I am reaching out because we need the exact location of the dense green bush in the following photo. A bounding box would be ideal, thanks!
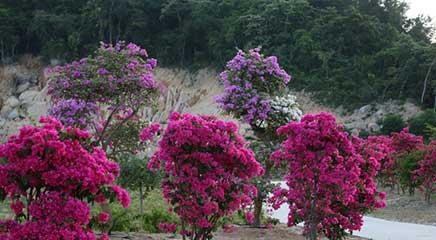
[409,110,436,140]
[378,114,406,135]
[95,190,179,233]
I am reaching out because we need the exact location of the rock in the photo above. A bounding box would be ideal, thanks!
[375,109,385,119]
[19,90,40,106]
[50,59,61,66]
[358,105,372,115]
[350,128,360,136]
[27,102,48,119]
[0,106,12,118]
[368,122,380,132]
[7,109,19,120]
[15,82,30,94]
[5,96,20,108]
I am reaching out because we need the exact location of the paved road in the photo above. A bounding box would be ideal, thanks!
[270,182,436,240]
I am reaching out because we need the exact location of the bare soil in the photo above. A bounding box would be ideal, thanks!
[108,225,365,240]
[369,188,436,226]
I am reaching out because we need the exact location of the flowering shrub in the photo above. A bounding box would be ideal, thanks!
[362,136,397,187]
[48,41,158,111]
[391,128,424,154]
[391,128,425,195]
[47,41,159,160]
[216,48,300,227]
[158,222,177,233]
[415,141,436,203]
[215,48,291,125]
[139,123,160,142]
[270,113,385,240]
[256,94,302,130]
[352,137,387,211]
[0,117,130,239]
[149,112,263,239]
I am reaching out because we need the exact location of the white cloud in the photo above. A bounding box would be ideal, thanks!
[406,0,436,21]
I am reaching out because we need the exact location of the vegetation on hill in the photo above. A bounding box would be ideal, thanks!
[0,0,435,108]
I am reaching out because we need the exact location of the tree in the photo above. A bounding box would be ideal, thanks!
[149,112,263,239]
[216,48,301,227]
[408,110,436,140]
[378,114,406,135]
[270,113,385,240]
[47,41,159,156]
[47,41,159,232]
[118,154,160,214]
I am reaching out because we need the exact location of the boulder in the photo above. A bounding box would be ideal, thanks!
[19,90,40,106]
[375,109,385,119]
[27,102,48,119]
[15,82,31,94]
[4,96,20,109]
[7,109,19,120]
[358,104,372,115]
[368,122,380,132]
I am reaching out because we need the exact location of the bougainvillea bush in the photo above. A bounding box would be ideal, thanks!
[362,136,396,188]
[415,141,436,203]
[0,117,130,239]
[215,47,291,126]
[270,113,385,240]
[216,48,301,226]
[149,112,263,239]
[391,128,425,195]
[48,41,158,115]
[47,41,159,155]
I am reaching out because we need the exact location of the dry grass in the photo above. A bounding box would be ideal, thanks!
[0,66,14,98]
[370,187,436,226]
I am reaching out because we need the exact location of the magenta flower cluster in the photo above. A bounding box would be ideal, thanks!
[391,128,424,154]
[0,117,130,239]
[158,222,177,233]
[362,136,396,186]
[215,48,291,125]
[270,113,385,239]
[139,123,160,142]
[149,112,264,239]
[48,41,159,127]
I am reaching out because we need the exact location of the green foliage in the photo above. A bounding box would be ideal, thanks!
[358,129,373,139]
[1,0,436,108]
[93,189,179,233]
[425,124,436,140]
[378,114,406,135]
[409,110,436,140]
[396,150,425,196]
[118,154,160,191]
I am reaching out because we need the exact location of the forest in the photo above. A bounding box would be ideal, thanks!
[0,0,435,108]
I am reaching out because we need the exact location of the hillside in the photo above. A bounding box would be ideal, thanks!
[1,0,435,109]
[0,59,422,141]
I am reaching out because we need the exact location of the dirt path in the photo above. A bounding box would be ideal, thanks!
[108,225,365,240]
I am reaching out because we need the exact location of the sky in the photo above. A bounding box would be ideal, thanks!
[407,0,436,41]
[407,0,436,22]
